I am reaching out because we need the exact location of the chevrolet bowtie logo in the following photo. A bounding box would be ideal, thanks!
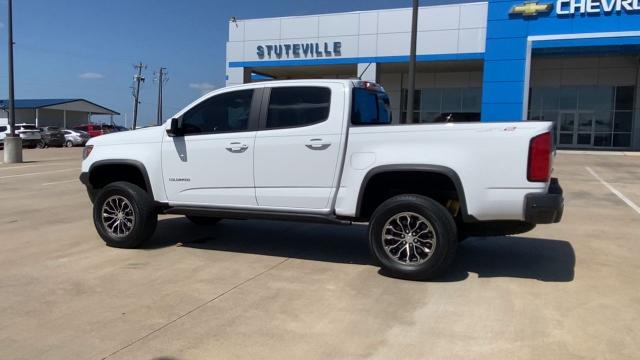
[510,1,553,16]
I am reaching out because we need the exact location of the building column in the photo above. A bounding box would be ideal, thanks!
[226,67,248,86]
[35,108,39,127]
[633,63,640,150]
[357,63,378,82]
[88,112,92,124]
[63,110,67,128]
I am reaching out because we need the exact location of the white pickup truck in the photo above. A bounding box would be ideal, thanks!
[80,80,563,280]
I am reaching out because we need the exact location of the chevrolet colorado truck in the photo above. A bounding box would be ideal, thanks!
[80,80,563,280]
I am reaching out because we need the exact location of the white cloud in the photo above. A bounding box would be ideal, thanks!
[78,72,104,80]
[189,82,216,94]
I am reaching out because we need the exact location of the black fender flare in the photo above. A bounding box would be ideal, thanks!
[355,164,475,222]
[86,159,154,199]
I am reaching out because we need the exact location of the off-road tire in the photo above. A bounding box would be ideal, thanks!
[93,181,157,248]
[369,194,458,280]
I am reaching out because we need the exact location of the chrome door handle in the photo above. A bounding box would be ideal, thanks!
[226,142,249,153]
[305,138,331,150]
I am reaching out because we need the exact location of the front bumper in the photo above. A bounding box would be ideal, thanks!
[45,138,65,147]
[79,172,96,203]
[524,178,564,224]
[21,138,41,147]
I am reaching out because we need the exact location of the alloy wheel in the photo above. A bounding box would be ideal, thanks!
[101,195,135,237]
[381,212,437,265]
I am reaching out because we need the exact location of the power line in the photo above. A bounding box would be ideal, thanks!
[154,67,168,125]
[131,62,146,130]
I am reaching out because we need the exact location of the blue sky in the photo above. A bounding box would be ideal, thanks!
[0,0,457,126]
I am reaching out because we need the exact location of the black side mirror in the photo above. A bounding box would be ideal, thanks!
[167,118,183,137]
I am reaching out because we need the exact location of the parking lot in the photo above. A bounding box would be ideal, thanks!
[0,148,639,360]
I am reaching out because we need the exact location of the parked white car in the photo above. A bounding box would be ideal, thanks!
[15,124,43,148]
[80,80,564,280]
[0,125,7,149]
[1,124,42,149]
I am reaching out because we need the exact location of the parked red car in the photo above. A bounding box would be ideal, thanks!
[73,124,118,138]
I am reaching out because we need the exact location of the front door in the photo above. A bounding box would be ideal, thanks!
[162,88,261,206]
[253,84,345,210]
[557,111,595,147]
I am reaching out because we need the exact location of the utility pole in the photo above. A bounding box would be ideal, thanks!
[131,62,146,130]
[155,67,168,125]
[405,0,419,124]
[4,0,22,163]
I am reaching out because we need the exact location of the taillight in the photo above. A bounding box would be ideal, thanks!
[527,132,552,182]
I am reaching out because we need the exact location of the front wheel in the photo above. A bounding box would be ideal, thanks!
[37,140,46,149]
[93,181,158,248]
[65,140,74,148]
[369,194,458,281]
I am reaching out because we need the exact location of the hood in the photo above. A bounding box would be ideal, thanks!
[87,125,165,146]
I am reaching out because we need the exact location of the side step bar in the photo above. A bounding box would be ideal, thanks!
[163,206,352,225]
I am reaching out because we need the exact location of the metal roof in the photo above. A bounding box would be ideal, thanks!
[0,99,119,115]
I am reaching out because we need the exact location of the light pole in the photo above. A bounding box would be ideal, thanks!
[4,0,22,163]
[405,0,419,124]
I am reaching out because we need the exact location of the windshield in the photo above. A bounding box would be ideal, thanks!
[351,88,392,125]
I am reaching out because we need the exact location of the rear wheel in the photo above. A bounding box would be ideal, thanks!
[186,216,221,226]
[369,194,458,280]
[93,181,157,248]
[37,140,46,149]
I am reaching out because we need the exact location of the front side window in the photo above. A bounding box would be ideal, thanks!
[0,126,7,132]
[352,88,392,125]
[182,89,254,135]
[266,87,331,129]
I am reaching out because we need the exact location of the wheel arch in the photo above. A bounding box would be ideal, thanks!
[355,164,473,222]
[87,159,154,199]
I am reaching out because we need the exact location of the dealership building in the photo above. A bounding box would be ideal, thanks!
[226,0,640,150]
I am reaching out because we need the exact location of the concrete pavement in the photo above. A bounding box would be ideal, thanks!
[0,148,638,359]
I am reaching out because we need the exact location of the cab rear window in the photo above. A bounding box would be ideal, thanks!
[351,88,392,125]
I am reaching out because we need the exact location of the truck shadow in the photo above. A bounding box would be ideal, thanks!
[433,236,575,282]
[146,217,575,282]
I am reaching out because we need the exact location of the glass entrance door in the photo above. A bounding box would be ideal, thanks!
[557,111,595,147]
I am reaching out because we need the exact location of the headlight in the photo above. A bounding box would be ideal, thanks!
[82,145,93,160]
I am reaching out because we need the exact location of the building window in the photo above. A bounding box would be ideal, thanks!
[528,86,635,149]
[401,87,481,123]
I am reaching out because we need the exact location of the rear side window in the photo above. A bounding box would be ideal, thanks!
[266,87,331,129]
[352,88,392,125]
[182,89,254,135]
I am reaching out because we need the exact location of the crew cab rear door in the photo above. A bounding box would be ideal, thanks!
[161,88,262,206]
[253,83,346,210]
